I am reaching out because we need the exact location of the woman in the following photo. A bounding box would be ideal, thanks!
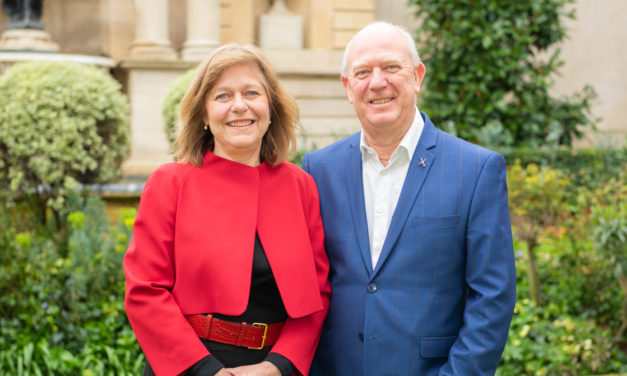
[124,44,330,376]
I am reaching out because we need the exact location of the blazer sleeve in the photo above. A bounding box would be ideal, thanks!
[439,153,516,375]
[269,170,331,376]
[123,166,210,376]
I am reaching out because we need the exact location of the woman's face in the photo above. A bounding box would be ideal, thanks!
[205,62,270,166]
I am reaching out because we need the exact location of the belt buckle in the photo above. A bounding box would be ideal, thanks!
[248,322,268,350]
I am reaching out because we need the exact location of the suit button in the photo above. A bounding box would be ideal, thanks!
[358,332,364,342]
[367,283,378,293]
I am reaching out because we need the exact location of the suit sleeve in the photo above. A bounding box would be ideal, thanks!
[123,166,211,376]
[269,170,331,376]
[439,153,516,375]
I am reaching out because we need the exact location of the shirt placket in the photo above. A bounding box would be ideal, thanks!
[371,165,388,268]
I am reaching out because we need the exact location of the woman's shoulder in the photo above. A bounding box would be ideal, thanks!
[271,162,318,199]
[146,161,197,186]
[274,161,313,181]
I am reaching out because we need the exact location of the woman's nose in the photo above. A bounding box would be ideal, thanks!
[231,94,247,112]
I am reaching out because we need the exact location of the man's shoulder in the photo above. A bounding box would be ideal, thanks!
[305,132,360,161]
[434,126,503,161]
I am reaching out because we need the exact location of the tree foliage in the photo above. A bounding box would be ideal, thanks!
[0,61,130,216]
[411,0,597,147]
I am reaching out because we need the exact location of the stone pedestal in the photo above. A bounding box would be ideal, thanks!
[119,59,196,176]
[259,0,303,49]
[0,28,60,51]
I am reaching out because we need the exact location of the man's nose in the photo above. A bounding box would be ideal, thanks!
[369,68,387,90]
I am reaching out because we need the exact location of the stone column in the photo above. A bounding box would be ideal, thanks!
[181,0,220,61]
[129,0,176,59]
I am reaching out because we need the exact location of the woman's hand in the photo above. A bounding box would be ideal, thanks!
[225,361,281,376]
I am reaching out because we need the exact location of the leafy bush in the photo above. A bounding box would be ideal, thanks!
[501,147,627,188]
[0,61,130,216]
[0,197,143,375]
[591,169,627,342]
[411,0,597,147]
[507,161,571,305]
[500,159,627,373]
[498,238,627,375]
[162,68,196,148]
[498,299,626,375]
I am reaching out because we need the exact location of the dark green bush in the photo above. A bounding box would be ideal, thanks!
[412,0,597,147]
[0,198,142,375]
[0,61,130,217]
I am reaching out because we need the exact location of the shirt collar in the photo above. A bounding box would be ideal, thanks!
[359,107,425,162]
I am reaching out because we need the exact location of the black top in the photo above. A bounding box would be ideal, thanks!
[144,234,294,376]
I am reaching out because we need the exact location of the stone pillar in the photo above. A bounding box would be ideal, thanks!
[181,0,220,61]
[129,0,176,59]
[0,0,59,51]
[259,0,303,49]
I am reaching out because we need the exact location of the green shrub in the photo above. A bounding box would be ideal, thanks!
[498,299,626,375]
[591,170,627,342]
[162,68,197,148]
[501,147,627,188]
[507,161,571,306]
[412,0,597,147]
[0,61,130,216]
[500,239,627,375]
[0,198,143,375]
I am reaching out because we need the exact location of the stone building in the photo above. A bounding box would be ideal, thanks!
[0,0,625,178]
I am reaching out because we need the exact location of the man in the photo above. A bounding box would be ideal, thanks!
[303,22,516,375]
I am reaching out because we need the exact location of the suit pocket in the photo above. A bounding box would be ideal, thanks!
[410,215,460,229]
[419,336,457,358]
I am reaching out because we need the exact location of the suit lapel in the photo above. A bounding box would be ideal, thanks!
[373,115,439,275]
[346,136,374,274]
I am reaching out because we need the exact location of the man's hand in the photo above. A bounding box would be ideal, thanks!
[225,361,281,376]
[215,369,236,376]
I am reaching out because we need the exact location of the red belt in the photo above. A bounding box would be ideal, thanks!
[186,314,284,350]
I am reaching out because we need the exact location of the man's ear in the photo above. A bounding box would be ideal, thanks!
[414,62,426,94]
[341,76,354,104]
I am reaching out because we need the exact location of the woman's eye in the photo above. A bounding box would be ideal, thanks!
[215,93,229,100]
[245,90,259,96]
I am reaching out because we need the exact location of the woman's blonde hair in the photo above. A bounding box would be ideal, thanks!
[175,43,299,166]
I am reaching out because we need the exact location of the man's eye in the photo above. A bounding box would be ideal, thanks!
[355,70,369,78]
[385,65,400,72]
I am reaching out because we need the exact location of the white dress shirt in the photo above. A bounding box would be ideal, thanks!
[360,108,424,269]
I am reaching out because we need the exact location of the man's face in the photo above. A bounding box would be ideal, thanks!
[342,27,425,135]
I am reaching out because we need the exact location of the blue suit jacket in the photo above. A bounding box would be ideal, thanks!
[302,112,516,375]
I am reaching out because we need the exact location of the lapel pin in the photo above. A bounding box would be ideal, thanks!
[419,157,427,167]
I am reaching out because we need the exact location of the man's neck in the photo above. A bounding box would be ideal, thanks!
[363,122,411,166]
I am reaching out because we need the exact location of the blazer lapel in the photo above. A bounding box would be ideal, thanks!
[373,115,439,275]
[346,136,374,274]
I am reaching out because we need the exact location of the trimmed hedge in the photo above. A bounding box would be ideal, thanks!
[501,147,627,187]
[0,61,130,213]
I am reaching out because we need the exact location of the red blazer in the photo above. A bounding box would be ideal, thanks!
[124,151,331,376]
